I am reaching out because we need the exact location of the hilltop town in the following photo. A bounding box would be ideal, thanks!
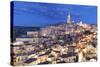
[11,13,97,66]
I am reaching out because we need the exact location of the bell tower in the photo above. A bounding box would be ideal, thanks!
[67,13,71,24]
[65,13,73,34]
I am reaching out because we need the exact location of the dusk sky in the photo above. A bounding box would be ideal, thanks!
[12,1,97,27]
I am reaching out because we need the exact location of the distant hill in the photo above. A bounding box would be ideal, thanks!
[11,26,40,42]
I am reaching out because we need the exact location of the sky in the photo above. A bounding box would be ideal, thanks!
[11,1,97,27]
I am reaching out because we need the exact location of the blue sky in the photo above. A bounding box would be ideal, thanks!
[12,1,97,27]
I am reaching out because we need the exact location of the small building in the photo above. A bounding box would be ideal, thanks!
[16,35,39,43]
[27,31,39,37]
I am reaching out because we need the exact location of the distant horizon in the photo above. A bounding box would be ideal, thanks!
[13,21,97,27]
[11,1,97,27]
